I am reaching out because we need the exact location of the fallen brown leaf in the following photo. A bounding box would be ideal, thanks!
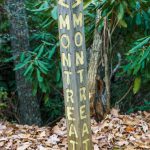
[0,111,149,150]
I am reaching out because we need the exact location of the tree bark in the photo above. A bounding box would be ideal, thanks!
[6,0,42,126]
[88,11,111,121]
[88,9,104,120]
[103,18,110,112]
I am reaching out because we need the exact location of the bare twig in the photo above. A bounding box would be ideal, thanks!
[115,84,133,109]
[110,53,121,80]
[103,18,111,112]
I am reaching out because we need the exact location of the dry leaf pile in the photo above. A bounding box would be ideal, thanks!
[0,110,150,150]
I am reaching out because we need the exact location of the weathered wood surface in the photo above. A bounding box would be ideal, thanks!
[57,0,93,149]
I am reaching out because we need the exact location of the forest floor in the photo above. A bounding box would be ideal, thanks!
[0,109,150,150]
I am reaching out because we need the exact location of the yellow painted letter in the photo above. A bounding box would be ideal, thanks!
[80,105,86,120]
[73,13,82,27]
[59,15,70,30]
[72,0,82,8]
[70,140,78,150]
[83,139,89,150]
[69,124,78,138]
[66,89,74,103]
[77,69,84,83]
[64,71,72,85]
[58,0,69,8]
[75,32,83,47]
[60,34,70,49]
[82,123,89,137]
[80,87,86,101]
[67,107,75,121]
[76,51,84,66]
[61,53,71,67]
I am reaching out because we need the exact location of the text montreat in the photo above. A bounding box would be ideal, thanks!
[58,0,91,149]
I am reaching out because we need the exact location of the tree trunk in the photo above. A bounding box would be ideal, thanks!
[88,10,104,120]
[88,10,110,121]
[6,0,42,126]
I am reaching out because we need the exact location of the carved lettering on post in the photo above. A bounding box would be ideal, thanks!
[58,0,93,149]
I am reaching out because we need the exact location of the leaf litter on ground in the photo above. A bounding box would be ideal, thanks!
[0,109,150,150]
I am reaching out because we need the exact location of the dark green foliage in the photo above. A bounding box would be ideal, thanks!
[99,0,150,112]
[123,36,150,77]
[128,100,150,113]
[42,95,64,123]
[0,0,63,122]
[100,0,150,29]
[19,0,63,122]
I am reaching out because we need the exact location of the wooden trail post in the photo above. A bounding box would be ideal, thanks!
[57,0,93,149]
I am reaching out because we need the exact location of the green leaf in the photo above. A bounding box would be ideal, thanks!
[31,1,49,12]
[133,64,140,75]
[23,63,34,76]
[51,6,58,20]
[43,41,53,46]
[139,49,150,63]
[83,0,92,9]
[37,69,43,82]
[133,77,141,94]
[117,3,124,20]
[41,18,53,29]
[37,45,44,58]
[33,81,38,96]
[4,56,17,63]
[136,13,142,25]
[118,19,127,28]
[44,94,49,103]
[129,36,150,53]
[14,62,28,71]
[20,52,25,62]
[56,68,61,82]
[39,82,47,93]
[37,60,49,73]
[34,60,48,74]
[48,46,56,59]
